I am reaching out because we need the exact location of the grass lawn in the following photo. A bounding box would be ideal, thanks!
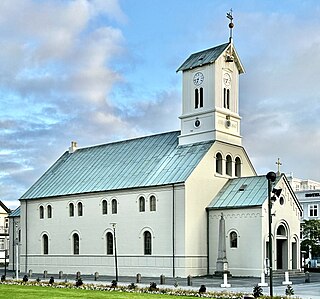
[0,284,196,299]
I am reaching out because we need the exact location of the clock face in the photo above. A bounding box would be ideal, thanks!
[223,73,231,86]
[193,72,204,86]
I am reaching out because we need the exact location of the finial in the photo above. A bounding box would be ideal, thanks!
[276,158,282,176]
[226,9,234,43]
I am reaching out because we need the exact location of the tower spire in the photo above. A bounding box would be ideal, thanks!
[226,9,234,43]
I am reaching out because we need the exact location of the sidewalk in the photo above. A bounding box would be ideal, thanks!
[1,270,319,299]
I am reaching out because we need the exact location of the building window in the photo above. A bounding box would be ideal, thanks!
[224,88,230,109]
[43,234,49,254]
[47,205,52,218]
[195,89,199,108]
[106,232,113,255]
[73,233,80,255]
[235,157,241,177]
[78,202,83,216]
[102,200,108,215]
[309,204,318,217]
[139,196,145,212]
[199,87,203,107]
[230,231,238,248]
[39,206,44,219]
[216,153,223,174]
[144,231,152,255]
[150,195,156,212]
[69,203,74,217]
[195,88,204,109]
[226,155,232,176]
[112,199,117,214]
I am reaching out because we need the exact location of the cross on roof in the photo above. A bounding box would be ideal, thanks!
[276,158,282,175]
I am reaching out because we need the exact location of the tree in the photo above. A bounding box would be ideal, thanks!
[301,220,320,257]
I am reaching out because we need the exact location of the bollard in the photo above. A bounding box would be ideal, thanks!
[282,271,292,285]
[94,272,99,281]
[160,274,165,285]
[305,271,310,283]
[258,272,268,287]
[220,273,231,288]
[43,270,48,278]
[59,271,63,279]
[136,273,141,283]
[28,269,32,278]
[187,275,192,286]
[76,271,81,279]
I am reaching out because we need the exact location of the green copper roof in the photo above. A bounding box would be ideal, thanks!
[21,131,214,200]
[9,206,20,217]
[177,43,229,72]
[207,176,268,209]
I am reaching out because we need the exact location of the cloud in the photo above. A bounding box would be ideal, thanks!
[237,10,320,180]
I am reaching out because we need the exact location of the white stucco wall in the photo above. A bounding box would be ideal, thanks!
[19,184,202,277]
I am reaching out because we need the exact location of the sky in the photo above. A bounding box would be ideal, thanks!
[1,0,320,209]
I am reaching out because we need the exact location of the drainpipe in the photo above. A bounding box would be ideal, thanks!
[172,184,175,278]
[12,219,15,271]
[25,200,28,273]
[206,208,210,274]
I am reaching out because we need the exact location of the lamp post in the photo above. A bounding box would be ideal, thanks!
[266,171,276,298]
[110,223,118,282]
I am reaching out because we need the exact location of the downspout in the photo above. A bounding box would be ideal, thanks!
[25,200,28,273]
[12,219,15,271]
[206,208,210,275]
[172,184,175,278]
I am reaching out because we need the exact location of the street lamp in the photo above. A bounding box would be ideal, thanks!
[266,171,276,298]
[110,223,118,282]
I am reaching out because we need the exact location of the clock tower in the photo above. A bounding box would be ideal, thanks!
[177,41,244,146]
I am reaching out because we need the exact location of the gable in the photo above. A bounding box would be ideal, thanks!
[177,42,244,74]
[20,131,214,200]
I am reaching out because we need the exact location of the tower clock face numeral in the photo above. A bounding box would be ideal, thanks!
[193,72,204,86]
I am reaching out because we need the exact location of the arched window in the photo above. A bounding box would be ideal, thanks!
[150,195,156,212]
[216,153,223,174]
[235,157,241,177]
[139,196,145,212]
[199,87,203,107]
[73,233,80,255]
[43,234,49,254]
[69,203,74,217]
[195,88,199,108]
[47,205,52,218]
[223,88,230,109]
[230,231,238,248]
[78,202,83,216]
[226,89,230,109]
[106,232,113,255]
[144,231,152,255]
[112,199,117,214]
[226,155,232,176]
[102,200,108,215]
[39,206,44,219]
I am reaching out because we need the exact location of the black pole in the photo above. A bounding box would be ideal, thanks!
[266,171,276,299]
[113,225,118,282]
[4,249,7,276]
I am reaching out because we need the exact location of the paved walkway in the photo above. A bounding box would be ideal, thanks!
[1,270,319,299]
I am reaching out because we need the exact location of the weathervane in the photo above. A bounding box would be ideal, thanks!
[226,9,234,42]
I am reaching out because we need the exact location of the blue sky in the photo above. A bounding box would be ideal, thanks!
[1,0,320,209]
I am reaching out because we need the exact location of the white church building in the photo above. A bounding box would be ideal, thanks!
[16,30,302,277]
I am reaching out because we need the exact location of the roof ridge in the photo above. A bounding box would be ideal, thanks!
[76,130,181,151]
